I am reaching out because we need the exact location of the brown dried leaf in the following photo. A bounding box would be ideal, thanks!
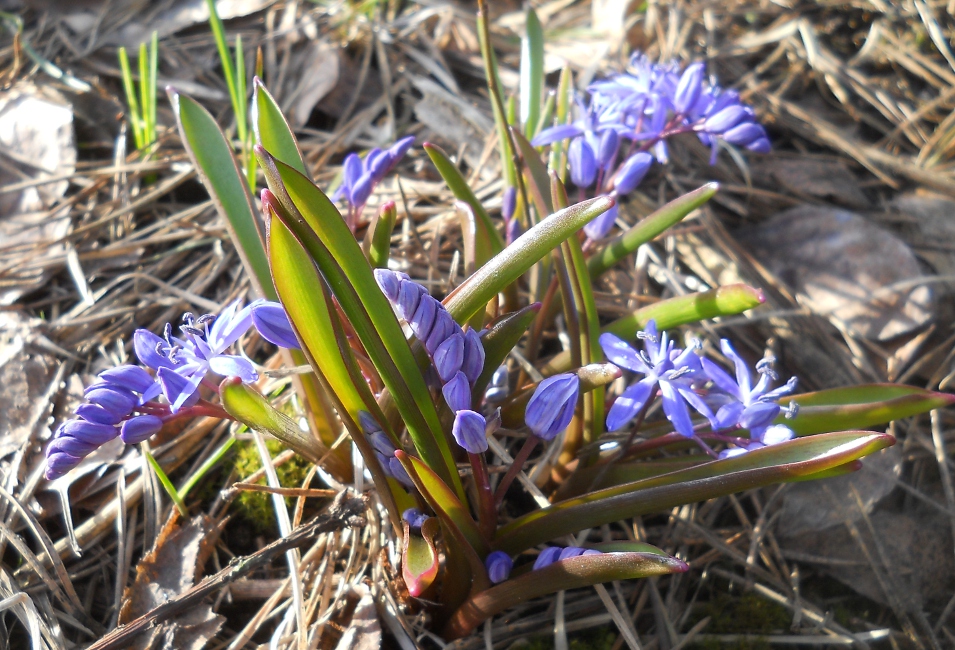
[118,514,225,650]
[759,157,870,209]
[739,206,934,340]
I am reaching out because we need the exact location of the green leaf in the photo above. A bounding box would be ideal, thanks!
[542,284,765,376]
[424,143,504,262]
[588,183,719,279]
[555,458,707,499]
[520,8,544,136]
[512,128,554,220]
[364,200,397,269]
[444,196,614,324]
[219,378,323,463]
[472,303,541,400]
[169,89,274,299]
[548,66,573,180]
[402,519,441,598]
[784,384,955,435]
[444,551,687,639]
[252,77,307,175]
[493,431,894,554]
[257,149,464,499]
[477,4,517,189]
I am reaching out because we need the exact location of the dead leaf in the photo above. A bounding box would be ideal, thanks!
[334,585,381,650]
[759,157,870,209]
[0,312,56,458]
[281,41,340,129]
[118,514,225,650]
[738,206,934,340]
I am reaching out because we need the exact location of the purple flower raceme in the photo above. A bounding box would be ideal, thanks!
[332,136,415,220]
[525,374,580,440]
[374,270,489,454]
[359,411,413,487]
[485,551,513,584]
[600,320,702,436]
[46,301,302,480]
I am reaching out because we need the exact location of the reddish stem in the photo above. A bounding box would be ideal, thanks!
[469,452,497,540]
[493,435,539,506]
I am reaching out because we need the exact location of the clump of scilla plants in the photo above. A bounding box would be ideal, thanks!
[49,3,952,642]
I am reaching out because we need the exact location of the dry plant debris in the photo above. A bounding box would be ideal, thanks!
[0,0,955,648]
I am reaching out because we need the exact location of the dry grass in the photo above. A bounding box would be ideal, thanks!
[1,0,955,648]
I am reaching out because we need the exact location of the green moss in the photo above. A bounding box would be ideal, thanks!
[509,626,616,650]
[232,436,311,533]
[689,592,790,650]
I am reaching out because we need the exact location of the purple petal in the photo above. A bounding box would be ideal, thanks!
[251,301,301,349]
[763,376,798,402]
[502,186,517,221]
[342,153,362,194]
[350,173,374,208]
[85,386,136,416]
[98,365,156,394]
[660,380,695,437]
[720,339,752,395]
[397,280,425,321]
[613,152,653,195]
[678,387,718,429]
[738,401,780,430]
[531,123,583,147]
[374,269,401,302]
[45,451,83,480]
[461,328,485,384]
[583,202,618,240]
[49,434,103,459]
[558,547,588,561]
[209,355,258,382]
[157,368,201,412]
[75,403,124,426]
[596,128,619,170]
[703,105,748,134]
[442,371,471,413]
[745,137,771,154]
[425,311,457,355]
[358,411,383,434]
[525,374,579,440]
[120,415,163,444]
[674,62,705,114]
[385,135,415,171]
[368,432,395,456]
[452,410,488,453]
[410,296,438,342]
[133,329,178,371]
[599,333,648,374]
[388,457,414,487]
[485,551,513,584]
[606,379,654,431]
[433,333,464,382]
[714,402,745,430]
[701,358,743,401]
[533,547,563,570]
[58,419,119,445]
[569,137,597,188]
[722,122,764,147]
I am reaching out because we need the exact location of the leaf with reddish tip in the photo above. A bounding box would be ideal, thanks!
[402,518,441,598]
[219,378,322,463]
[443,551,687,639]
[783,384,955,435]
[493,431,894,554]
[443,196,615,324]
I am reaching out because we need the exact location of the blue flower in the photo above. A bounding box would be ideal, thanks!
[485,551,513,584]
[250,300,301,349]
[600,320,702,436]
[525,374,579,440]
[133,301,258,412]
[533,546,602,570]
[333,136,414,214]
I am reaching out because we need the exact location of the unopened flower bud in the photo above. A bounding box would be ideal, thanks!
[98,365,156,394]
[442,371,471,413]
[120,415,164,444]
[85,385,137,417]
[251,301,301,349]
[502,186,517,221]
[461,328,485,384]
[426,311,457,355]
[722,122,764,147]
[410,295,437,342]
[533,546,563,570]
[485,551,513,584]
[452,409,488,453]
[374,269,401,302]
[74,403,124,426]
[613,152,653,195]
[525,374,579,440]
[674,61,705,114]
[597,129,619,170]
[433,333,464,382]
[57,419,120,445]
[703,105,748,134]
[569,137,597,188]
[397,281,425,321]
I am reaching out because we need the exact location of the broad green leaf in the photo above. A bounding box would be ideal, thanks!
[493,431,894,554]
[444,551,687,639]
[219,378,323,462]
[588,183,719,279]
[555,458,706,500]
[395,451,489,559]
[520,8,544,136]
[542,284,765,376]
[257,149,464,499]
[402,518,441,598]
[252,77,307,175]
[424,143,504,263]
[548,66,572,180]
[472,303,541,400]
[364,200,396,268]
[784,384,955,435]
[169,90,274,299]
[444,196,614,324]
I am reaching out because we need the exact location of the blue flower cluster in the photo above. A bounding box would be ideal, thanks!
[533,546,603,570]
[333,136,414,220]
[533,54,769,240]
[374,269,488,454]
[600,320,797,457]
[46,300,299,480]
[360,411,413,487]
